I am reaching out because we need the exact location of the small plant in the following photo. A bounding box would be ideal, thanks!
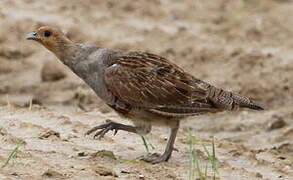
[96,150,116,160]
[2,144,21,168]
[187,129,220,180]
[140,136,155,153]
[203,137,219,179]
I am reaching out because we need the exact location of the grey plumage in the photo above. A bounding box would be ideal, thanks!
[26,26,264,163]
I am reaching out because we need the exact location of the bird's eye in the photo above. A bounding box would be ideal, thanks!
[44,30,51,37]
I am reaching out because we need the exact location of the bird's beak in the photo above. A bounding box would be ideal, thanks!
[26,32,39,41]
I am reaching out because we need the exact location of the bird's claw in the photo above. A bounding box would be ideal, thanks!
[140,153,170,164]
[86,122,119,139]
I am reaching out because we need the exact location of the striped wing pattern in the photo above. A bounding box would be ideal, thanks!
[104,51,263,116]
[104,51,209,110]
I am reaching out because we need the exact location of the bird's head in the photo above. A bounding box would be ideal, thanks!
[26,26,73,59]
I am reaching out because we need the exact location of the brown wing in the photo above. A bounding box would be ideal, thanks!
[104,51,209,108]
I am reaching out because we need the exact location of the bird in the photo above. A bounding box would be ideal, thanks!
[26,26,264,163]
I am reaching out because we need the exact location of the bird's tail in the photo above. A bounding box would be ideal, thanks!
[239,101,264,110]
[230,93,264,110]
[207,85,264,111]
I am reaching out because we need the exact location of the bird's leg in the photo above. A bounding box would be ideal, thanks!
[86,121,137,139]
[142,120,179,164]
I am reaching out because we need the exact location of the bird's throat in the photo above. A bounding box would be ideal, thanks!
[52,40,80,67]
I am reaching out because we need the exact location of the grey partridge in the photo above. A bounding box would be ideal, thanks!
[26,26,264,163]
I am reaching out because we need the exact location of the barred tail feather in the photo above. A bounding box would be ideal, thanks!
[239,102,264,110]
[231,93,264,111]
[207,85,264,111]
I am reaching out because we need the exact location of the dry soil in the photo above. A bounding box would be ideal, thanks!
[0,0,292,179]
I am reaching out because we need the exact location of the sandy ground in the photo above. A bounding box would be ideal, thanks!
[0,0,292,179]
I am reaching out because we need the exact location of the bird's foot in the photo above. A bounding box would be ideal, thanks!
[140,153,171,164]
[86,121,120,139]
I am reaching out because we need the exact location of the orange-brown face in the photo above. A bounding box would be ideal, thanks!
[26,26,67,54]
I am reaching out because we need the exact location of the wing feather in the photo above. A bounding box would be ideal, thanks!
[104,51,208,108]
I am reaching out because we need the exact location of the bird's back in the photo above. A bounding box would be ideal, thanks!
[100,50,264,117]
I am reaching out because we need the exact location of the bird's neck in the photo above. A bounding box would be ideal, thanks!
[53,40,80,67]
[49,40,100,69]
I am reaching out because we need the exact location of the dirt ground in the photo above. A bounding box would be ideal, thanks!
[0,0,292,179]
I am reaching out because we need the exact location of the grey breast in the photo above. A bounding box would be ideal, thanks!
[71,46,117,105]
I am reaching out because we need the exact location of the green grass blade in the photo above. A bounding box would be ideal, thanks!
[149,141,155,150]
[96,150,116,160]
[194,150,203,180]
[187,131,220,180]
[188,129,195,180]
[204,163,208,178]
[140,136,149,153]
[2,144,21,168]
[212,137,219,176]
